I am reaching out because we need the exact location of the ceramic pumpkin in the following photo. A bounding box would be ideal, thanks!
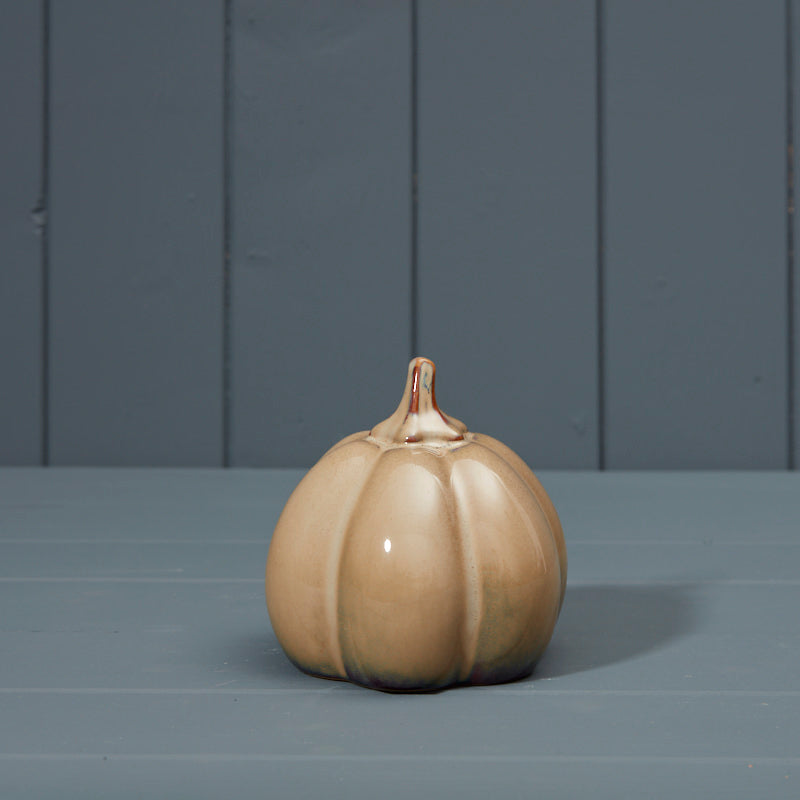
[265,357,566,691]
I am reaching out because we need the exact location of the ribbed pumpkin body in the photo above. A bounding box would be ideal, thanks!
[265,359,567,691]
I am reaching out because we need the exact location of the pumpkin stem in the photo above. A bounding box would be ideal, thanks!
[370,357,467,445]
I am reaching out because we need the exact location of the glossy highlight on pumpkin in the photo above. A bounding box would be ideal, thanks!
[265,358,567,692]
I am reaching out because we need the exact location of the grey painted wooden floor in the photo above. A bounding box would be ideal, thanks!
[0,469,797,798]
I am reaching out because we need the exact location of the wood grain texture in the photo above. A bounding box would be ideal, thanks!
[230,1,412,467]
[416,0,599,469]
[603,0,788,468]
[0,4,42,464]
[48,0,224,465]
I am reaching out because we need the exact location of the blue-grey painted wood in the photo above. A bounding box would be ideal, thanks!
[1,759,795,800]
[603,1,788,468]
[230,2,412,467]
[416,1,598,469]
[47,1,224,465]
[0,469,798,798]
[2,691,798,758]
[0,4,42,465]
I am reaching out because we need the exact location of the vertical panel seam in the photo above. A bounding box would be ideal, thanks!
[40,0,51,467]
[596,0,606,471]
[788,0,797,469]
[410,0,419,359]
[222,0,233,468]
[788,0,796,470]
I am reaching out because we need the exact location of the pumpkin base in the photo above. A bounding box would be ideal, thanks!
[290,658,539,694]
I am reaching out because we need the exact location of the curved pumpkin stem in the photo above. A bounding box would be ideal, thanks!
[371,357,467,444]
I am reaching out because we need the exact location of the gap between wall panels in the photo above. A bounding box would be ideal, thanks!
[222,0,233,468]
[410,0,419,361]
[788,0,796,470]
[596,0,606,471]
[39,0,50,467]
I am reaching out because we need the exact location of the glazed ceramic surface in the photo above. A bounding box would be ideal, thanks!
[265,358,567,691]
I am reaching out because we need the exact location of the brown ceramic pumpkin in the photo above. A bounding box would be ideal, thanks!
[265,357,566,691]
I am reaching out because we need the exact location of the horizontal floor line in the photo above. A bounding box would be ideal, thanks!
[0,753,796,765]
[0,688,797,697]
[0,577,263,583]
[0,688,330,695]
[0,539,267,545]
[568,539,800,547]
[0,577,798,586]
[0,538,268,545]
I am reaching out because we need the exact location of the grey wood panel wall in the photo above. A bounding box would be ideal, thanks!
[48,0,224,465]
[417,0,598,469]
[230,1,412,467]
[0,3,42,465]
[603,0,789,469]
[0,0,798,469]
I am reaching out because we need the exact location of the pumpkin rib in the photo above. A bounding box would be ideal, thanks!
[470,439,556,543]
[265,439,381,679]
[447,458,483,684]
[335,450,467,690]
[331,441,385,683]
[482,462,561,673]
[471,436,567,608]
[451,447,561,682]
